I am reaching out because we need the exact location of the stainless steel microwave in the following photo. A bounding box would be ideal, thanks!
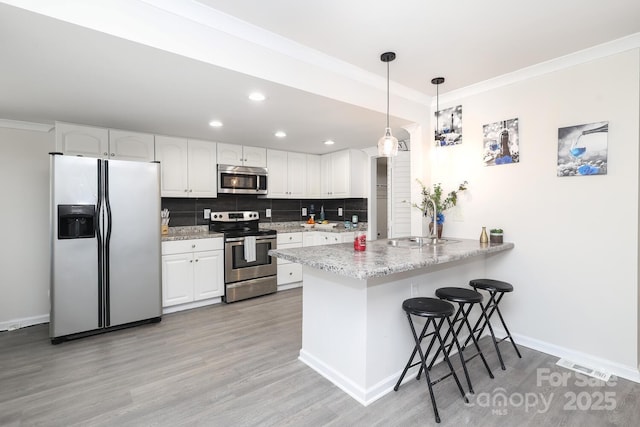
[218,164,268,195]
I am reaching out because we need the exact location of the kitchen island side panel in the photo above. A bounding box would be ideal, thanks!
[298,256,487,406]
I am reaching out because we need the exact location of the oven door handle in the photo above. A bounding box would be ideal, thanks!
[225,236,277,243]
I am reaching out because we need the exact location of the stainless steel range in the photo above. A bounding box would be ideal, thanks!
[209,211,277,303]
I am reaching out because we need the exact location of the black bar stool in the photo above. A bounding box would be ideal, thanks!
[465,279,522,370]
[394,297,468,423]
[424,287,494,393]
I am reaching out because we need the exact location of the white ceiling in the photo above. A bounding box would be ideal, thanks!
[1,1,639,154]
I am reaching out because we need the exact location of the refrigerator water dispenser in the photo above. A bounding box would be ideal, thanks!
[58,204,95,239]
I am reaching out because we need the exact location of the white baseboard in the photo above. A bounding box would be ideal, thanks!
[277,282,302,292]
[162,297,222,314]
[0,314,49,331]
[492,328,640,384]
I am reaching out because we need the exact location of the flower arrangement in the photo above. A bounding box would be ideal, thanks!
[413,180,468,224]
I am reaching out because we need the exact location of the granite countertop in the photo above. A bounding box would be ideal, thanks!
[269,238,514,280]
[262,221,367,234]
[162,222,364,241]
[162,226,224,241]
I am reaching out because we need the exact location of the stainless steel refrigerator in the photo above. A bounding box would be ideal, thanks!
[49,153,162,343]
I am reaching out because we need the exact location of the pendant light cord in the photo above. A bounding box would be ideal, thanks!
[386,60,390,129]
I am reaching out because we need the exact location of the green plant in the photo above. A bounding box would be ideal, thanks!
[413,180,468,221]
[490,228,503,234]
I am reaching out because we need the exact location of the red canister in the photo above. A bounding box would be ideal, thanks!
[354,232,366,251]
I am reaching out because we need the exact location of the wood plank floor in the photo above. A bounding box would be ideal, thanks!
[1,288,638,426]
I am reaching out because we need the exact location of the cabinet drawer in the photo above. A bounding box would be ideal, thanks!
[162,238,223,255]
[277,232,303,245]
[277,263,302,285]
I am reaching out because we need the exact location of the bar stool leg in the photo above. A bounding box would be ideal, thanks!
[424,304,474,393]
[394,313,432,391]
[493,296,523,359]
[459,303,495,379]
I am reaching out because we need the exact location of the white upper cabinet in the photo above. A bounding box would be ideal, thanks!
[266,149,306,198]
[217,143,266,167]
[55,122,108,158]
[155,135,217,198]
[55,122,154,162]
[320,149,366,198]
[305,154,322,198]
[187,140,218,198]
[108,129,155,162]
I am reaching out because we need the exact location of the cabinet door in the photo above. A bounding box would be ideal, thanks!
[55,122,108,158]
[287,152,306,198]
[266,149,289,198]
[217,143,244,166]
[188,139,217,198]
[155,135,189,197]
[305,154,322,198]
[162,253,194,307]
[277,263,303,285]
[320,154,332,197]
[330,150,351,197]
[109,130,155,162]
[243,146,267,167]
[302,232,321,247]
[193,250,224,300]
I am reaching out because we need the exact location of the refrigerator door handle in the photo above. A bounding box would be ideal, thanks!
[96,159,105,328]
[104,160,112,327]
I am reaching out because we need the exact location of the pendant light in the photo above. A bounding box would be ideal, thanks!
[431,77,444,145]
[378,52,398,157]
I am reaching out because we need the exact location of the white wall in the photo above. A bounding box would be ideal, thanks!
[426,49,640,379]
[0,126,53,329]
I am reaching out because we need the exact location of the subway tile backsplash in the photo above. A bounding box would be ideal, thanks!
[161,195,368,227]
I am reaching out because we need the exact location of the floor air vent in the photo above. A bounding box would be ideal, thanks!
[556,358,611,381]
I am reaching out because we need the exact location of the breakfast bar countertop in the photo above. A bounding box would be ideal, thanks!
[269,238,514,280]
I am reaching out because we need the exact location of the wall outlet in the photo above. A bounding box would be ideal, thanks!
[338,207,343,216]
[265,208,272,218]
[302,207,307,216]
[204,208,211,219]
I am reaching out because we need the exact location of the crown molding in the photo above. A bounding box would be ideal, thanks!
[436,32,640,105]
[0,119,53,132]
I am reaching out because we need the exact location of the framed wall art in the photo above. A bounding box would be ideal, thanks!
[482,118,519,166]
[434,105,462,146]
[557,121,608,177]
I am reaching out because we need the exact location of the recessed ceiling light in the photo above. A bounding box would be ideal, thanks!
[275,131,286,138]
[248,92,266,101]
[209,120,223,127]
[324,140,335,145]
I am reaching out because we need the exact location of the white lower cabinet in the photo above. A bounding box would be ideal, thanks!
[277,232,303,287]
[277,231,356,286]
[302,231,355,247]
[161,238,224,309]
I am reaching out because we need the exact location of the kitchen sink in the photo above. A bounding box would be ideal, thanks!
[387,236,461,248]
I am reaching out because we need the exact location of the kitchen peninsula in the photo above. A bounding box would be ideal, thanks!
[269,238,514,406]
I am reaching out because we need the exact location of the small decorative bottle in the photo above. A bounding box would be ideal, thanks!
[480,226,489,244]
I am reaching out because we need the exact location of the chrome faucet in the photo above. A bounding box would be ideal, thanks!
[425,197,438,244]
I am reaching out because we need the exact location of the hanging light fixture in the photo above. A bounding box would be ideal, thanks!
[431,77,445,145]
[378,51,398,157]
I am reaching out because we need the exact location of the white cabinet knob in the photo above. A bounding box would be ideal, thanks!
[110,153,115,157]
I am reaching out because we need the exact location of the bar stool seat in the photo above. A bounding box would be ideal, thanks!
[467,279,522,370]
[394,297,468,423]
[425,287,494,394]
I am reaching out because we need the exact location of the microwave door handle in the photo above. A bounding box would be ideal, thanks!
[256,175,260,192]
